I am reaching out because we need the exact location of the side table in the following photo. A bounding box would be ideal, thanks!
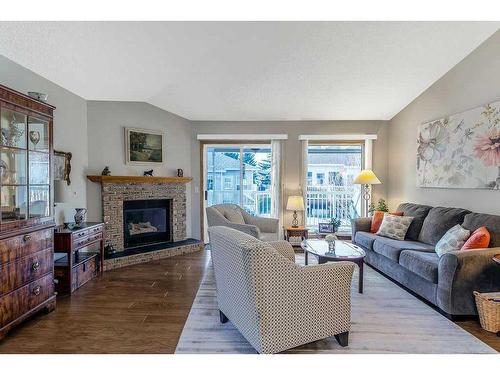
[284,226,309,247]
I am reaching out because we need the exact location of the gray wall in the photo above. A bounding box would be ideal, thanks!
[0,55,88,224]
[86,101,193,236]
[190,121,389,239]
[387,30,500,214]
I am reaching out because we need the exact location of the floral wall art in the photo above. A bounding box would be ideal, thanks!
[417,100,500,189]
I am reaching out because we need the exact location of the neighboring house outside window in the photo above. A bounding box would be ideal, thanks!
[316,173,325,185]
[307,171,313,185]
[224,176,233,190]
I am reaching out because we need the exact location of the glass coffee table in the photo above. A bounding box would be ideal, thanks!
[301,239,366,293]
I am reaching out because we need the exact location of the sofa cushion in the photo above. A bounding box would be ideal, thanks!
[396,203,432,241]
[461,226,490,250]
[370,211,403,233]
[373,237,435,262]
[462,212,500,247]
[376,214,414,241]
[399,250,439,284]
[435,224,470,257]
[223,209,245,224]
[418,207,471,245]
[354,231,378,251]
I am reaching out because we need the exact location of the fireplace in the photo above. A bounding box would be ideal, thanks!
[123,199,172,249]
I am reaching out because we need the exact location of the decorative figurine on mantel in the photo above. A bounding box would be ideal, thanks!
[177,168,184,177]
[101,166,111,176]
[144,169,154,176]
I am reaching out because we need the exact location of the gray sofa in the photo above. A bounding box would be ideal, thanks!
[352,203,500,317]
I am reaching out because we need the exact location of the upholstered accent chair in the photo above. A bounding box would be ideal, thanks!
[208,226,355,354]
[206,204,280,241]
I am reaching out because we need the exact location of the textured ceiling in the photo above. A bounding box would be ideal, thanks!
[0,22,498,121]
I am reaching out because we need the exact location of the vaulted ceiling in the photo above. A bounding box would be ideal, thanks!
[0,22,498,121]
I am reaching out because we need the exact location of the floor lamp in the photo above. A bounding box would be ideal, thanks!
[354,169,381,216]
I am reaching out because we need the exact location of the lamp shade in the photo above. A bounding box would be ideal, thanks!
[286,195,305,211]
[353,170,382,185]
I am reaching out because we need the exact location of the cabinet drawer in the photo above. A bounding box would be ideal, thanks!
[0,229,53,265]
[74,255,97,291]
[73,235,89,248]
[0,248,53,296]
[0,273,54,327]
[72,229,90,241]
[88,225,103,235]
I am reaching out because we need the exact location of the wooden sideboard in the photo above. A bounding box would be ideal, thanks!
[54,222,104,295]
[0,84,56,340]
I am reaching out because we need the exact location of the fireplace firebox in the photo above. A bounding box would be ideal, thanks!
[123,199,172,249]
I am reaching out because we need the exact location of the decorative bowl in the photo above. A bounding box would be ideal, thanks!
[27,92,48,102]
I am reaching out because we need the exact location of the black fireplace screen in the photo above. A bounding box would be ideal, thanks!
[123,199,172,249]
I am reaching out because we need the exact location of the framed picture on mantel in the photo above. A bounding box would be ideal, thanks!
[125,127,164,165]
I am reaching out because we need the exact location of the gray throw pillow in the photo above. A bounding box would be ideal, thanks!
[435,224,470,257]
[224,209,245,224]
[376,214,414,241]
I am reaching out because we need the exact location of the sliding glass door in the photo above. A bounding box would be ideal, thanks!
[306,143,363,233]
[204,144,272,241]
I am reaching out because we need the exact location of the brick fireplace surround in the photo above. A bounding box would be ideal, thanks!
[102,181,186,251]
[88,176,203,270]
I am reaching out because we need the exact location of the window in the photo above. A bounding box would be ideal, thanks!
[306,144,363,233]
[223,176,233,190]
[207,177,214,190]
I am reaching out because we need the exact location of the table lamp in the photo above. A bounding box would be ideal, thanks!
[353,169,381,216]
[286,195,305,228]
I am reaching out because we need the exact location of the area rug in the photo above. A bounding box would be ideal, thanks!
[175,254,496,354]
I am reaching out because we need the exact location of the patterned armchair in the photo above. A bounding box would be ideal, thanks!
[208,226,355,354]
[206,204,280,241]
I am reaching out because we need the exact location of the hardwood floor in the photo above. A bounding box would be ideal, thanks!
[0,250,210,354]
[0,248,497,353]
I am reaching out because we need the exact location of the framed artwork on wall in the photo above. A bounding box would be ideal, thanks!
[417,100,500,189]
[54,150,72,185]
[125,127,164,165]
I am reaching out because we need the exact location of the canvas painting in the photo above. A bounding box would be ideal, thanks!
[125,127,164,165]
[417,100,500,189]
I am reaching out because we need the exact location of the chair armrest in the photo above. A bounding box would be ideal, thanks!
[225,222,261,238]
[242,211,280,234]
[351,217,372,241]
[268,241,295,262]
[437,247,500,315]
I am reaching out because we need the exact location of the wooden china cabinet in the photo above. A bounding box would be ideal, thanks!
[0,84,56,340]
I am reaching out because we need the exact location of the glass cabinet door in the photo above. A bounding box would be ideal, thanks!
[28,117,49,152]
[1,109,26,149]
[27,116,50,219]
[1,185,27,221]
[0,108,52,222]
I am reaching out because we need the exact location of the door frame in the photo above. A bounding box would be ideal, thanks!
[199,140,271,243]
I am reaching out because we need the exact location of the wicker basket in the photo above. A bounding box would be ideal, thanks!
[474,291,500,333]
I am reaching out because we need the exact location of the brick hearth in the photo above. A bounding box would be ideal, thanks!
[101,181,187,252]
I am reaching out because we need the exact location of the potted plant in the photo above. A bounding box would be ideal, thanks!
[329,217,341,233]
[368,198,388,216]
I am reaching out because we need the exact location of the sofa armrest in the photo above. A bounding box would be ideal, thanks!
[351,217,372,242]
[268,240,295,262]
[437,247,500,315]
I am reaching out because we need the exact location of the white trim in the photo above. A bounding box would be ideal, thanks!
[197,134,288,140]
[364,139,373,170]
[298,134,377,141]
